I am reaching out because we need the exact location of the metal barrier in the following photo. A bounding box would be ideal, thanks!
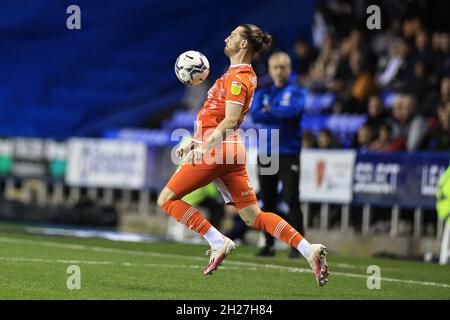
[300,201,443,240]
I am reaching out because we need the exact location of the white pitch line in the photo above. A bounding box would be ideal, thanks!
[0,256,246,271]
[0,236,449,289]
[0,256,113,266]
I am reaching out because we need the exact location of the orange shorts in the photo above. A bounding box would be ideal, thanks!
[166,142,257,210]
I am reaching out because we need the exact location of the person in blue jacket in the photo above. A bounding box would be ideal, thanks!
[250,51,306,258]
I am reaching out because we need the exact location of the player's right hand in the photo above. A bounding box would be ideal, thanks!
[183,146,205,166]
[176,141,193,159]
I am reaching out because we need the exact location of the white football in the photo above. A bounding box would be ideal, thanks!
[174,50,210,85]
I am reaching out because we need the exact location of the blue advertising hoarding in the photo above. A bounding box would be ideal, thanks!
[353,152,449,209]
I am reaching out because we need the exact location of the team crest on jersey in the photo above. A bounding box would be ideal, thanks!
[280,91,292,106]
[230,81,242,95]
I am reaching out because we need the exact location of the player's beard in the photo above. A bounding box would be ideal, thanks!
[224,42,235,57]
[224,45,231,57]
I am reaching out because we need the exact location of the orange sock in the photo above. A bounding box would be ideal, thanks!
[253,211,304,248]
[162,199,212,236]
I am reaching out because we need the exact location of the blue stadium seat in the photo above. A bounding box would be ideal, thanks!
[300,115,328,135]
[303,92,335,115]
[163,111,196,131]
[301,114,367,147]
[103,128,173,146]
[326,114,367,147]
[381,91,400,109]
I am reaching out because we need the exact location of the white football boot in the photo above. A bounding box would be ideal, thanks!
[306,244,329,286]
[204,236,236,275]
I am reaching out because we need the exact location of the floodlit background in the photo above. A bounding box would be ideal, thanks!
[0,1,450,297]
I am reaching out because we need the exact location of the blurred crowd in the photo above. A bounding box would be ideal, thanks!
[251,0,450,152]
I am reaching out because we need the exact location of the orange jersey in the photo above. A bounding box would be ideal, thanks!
[193,64,257,142]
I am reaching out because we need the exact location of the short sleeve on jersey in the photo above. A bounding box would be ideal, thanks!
[225,73,249,106]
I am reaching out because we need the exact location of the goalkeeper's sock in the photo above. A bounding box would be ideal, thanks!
[161,199,223,248]
[253,211,310,258]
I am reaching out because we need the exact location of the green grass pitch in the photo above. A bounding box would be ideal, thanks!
[0,230,449,300]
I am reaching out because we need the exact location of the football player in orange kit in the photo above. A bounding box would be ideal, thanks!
[158,24,329,286]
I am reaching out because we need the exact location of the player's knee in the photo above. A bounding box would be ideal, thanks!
[157,194,167,208]
[157,188,174,208]
[238,204,261,227]
[237,212,254,227]
[242,217,255,227]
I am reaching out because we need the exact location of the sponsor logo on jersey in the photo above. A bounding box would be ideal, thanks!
[231,81,242,95]
[241,189,255,196]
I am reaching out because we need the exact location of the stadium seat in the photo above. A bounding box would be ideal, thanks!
[326,114,367,147]
[163,110,197,131]
[300,115,328,135]
[381,91,400,109]
[104,128,174,146]
[303,92,335,115]
[301,114,367,147]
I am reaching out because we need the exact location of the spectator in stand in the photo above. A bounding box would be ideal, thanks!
[413,30,443,88]
[402,16,423,47]
[352,123,373,153]
[307,34,340,91]
[409,59,432,107]
[388,94,428,151]
[302,130,317,148]
[370,124,397,152]
[440,33,450,77]
[407,30,433,106]
[440,76,450,105]
[293,39,317,86]
[317,128,339,149]
[376,39,413,91]
[421,75,450,117]
[421,101,450,151]
[314,0,356,39]
[334,48,377,113]
[333,28,367,89]
[411,30,433,70]
[365,95,389,134]
[311,4,329,49]
[427,32,450,81]
[342,29,365,54]
[430,32,446,84]
[431,31,442,56]
[371,18,402,57]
